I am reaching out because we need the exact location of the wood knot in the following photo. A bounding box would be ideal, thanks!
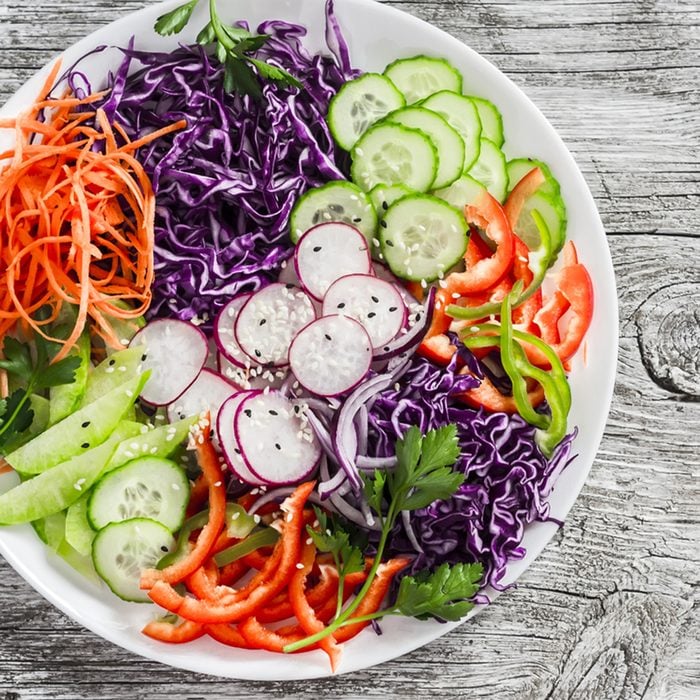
[636,283,700,397]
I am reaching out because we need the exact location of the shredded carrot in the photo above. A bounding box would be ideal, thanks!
[0,60,186,362]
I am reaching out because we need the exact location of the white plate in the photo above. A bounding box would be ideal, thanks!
[0,0,618,680]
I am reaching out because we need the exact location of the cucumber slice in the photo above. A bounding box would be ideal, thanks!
[470,97,504,148]
[380,194,468,282]
[386,106,465,189]
[328,73,406,151]
[433,173,486,210]
[6,372,149,476]
[384,56,463,104]
[514,191,567,255]
[421,91,482,171]
[468,138,508,202]
[88,457,190,533]
[506,158,560,198]
[289,181,377,245]
[49,332,91,426]
[369,183,414,217]
[105,416,197,475]
[82,346,145,407]
[351,123,438,193]
[65,493,95,557]
[0,421,143,525]
[92,518,175,602]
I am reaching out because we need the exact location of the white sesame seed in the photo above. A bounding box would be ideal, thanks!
[296,562,305,570]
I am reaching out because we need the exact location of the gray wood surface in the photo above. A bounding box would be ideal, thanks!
[1,0,699,698]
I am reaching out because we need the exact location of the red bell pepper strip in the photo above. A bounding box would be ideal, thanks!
[219,559,249,587]
[448,192,515,294]
[457,369,546,414]
[185,474,209,517]
[290,541,342,671]
[332,557,412,644]
[239,617,308,652]
[141,619,205,644]
[205,623,250,648]
[185,559,221,600]
[147,481,314,623]
[503,167,546,229]
[141,421,226,589]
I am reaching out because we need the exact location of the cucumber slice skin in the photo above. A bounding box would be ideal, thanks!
[519,191,568,254]
[351,122,439,193]
[470,97,505,148]
[88,457,190,533]
[384,55,463,104]
[92,518,175,603]
[369,183,415,216]
[82,345,145,407]
[432,174,486,211]
[380,194,468,283]
[506,158,561,198]
[6,372,149,475]
[420,91,483,172]
[468,137,508,203]
[0,421,143,525]
[289,181,378,245]
[328,73,406,151]
[385,106,465,189]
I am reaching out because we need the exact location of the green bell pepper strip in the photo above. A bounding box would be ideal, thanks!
[213,527,280,567]
[446,208,553,321]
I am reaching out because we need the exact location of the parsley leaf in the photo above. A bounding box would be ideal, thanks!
[394,562,483,621]
[0,337,33,383]
[154,0,199,36]
[154,0,302,98]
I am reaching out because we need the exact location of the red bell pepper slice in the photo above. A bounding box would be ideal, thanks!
[238,617,308,652]
[141,421,227,589]
[147,481,314,623]
[141,619,205,644]
[332,557,411,644]
[290,541,342,671]
[448,192,515,294]
[185,559,220,600]
[503,167,546,228]
[206,623,250,649]
[457,370,546,414]
[218,559,249,587]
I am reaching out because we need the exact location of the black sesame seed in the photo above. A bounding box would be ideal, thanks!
[352,217,362,223]
[324,334,332,341]
[108,359,116,366]
[389,306,398,312]
[234,448,241,454]
[371,296,379,303]
[160,545,169,552]
[141,354,148,362]
[259,319,267,326]
[384,346,390,352]
[81,442,90,449]
[385,239,394,247]
[380,220,388,228]
[269,410,278,416]
[254,349,262,358]
[337,302,346,309]
[367,312,376,319]
[382,201,389,211]
[275,443,282,451]
[313,246,322,252]
[294,405,300,413]
[244,409,252,418]
[416,313,422,322]
[81,421,91,428]
[286,283,295,289]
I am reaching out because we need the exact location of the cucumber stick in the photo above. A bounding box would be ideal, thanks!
[82,345,146,406]
[6,372,149,475]
[49,332,91,426]
[0,422,143,525]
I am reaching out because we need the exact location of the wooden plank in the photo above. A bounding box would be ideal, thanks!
[0,0,698,698]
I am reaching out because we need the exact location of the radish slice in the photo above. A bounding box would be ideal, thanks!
[214,294,252,368]
[372,261,419,308]
[234,392,321,485]
[217,392,266,486]
[289,315,372,397]
[130,319,208,406]
[294,223,371,300]
[322,273,407,348]
[277,261,323,317]
[166,369,239,425]
[234,283,316,367]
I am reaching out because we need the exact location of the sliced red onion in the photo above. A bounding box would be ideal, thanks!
[305,408,336,460]
[318,468,348,499]
[372,287,436,361]
[401,509,424,553]
[355,405,368,456]
[356,455,398,470]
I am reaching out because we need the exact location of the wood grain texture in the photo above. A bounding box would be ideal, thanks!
[0,1,698,698]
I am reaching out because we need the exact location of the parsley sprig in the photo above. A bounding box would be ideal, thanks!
[285,425,483,654]
[0,335,81,453]
[154,0,302,99]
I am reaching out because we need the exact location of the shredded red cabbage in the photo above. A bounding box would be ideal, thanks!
[68,1,355,331]
[366,350,577,591]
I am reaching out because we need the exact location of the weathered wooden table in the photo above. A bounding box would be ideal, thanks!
[1,1,698,698]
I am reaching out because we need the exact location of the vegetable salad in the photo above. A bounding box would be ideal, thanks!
[0,0,592,672]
